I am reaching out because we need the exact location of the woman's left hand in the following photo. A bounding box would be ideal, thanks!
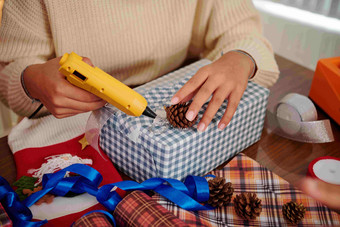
[299,177,340,210]
[171,51,255,132]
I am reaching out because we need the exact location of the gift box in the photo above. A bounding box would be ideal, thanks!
[99,59,269,182]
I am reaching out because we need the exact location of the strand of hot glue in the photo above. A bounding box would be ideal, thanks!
[0,163,213,227]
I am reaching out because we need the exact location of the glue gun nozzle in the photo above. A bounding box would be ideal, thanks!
[143,106,157,119]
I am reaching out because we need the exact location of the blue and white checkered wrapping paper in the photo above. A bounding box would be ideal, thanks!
[99,59,269,182]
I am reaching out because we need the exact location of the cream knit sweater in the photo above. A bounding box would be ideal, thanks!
[0,0,279,118]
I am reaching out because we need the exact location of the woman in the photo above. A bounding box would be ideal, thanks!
[0,0,279,131]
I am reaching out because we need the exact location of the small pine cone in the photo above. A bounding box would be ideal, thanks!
[164,103,197,128]
[234,192,262,220]
[207,177,234,207]
[282,201,306,224]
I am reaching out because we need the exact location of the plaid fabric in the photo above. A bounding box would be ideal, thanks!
[113,190,189,227]
[73,212,112,227]
[100,60,269,182]
[0,203,12,227]
[153,153,340,226]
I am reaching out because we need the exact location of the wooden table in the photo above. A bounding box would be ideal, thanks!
[1,55,339,188]
[242,56,340,186]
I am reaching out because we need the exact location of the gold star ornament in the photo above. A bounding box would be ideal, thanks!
[79,135,89,150]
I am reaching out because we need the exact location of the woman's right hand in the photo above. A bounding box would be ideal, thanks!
[24,57,106,118]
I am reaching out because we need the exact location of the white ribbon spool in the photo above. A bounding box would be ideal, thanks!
[308,157,340,185]
[276,93,317,135]
[266,93,334,143]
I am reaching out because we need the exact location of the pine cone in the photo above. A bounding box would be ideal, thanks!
[207,177,234,207]
[164,103,197,128]
[234,192,262,220]
[282,201,306,224]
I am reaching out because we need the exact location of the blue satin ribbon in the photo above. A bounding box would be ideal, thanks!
[97,176,213,211]
[2,163,213,226]
[0,177,47,227]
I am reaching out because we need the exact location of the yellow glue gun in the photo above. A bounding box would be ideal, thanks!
[58,52,156,118]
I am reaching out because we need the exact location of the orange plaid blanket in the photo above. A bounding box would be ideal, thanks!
[153,153,340,226]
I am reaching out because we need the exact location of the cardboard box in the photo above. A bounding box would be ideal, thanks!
[100,60,269,182]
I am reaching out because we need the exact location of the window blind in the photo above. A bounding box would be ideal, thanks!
[260,0,340,19]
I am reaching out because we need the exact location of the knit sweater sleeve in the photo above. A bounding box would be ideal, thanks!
[0,0,53,117]
[190,0,279,88]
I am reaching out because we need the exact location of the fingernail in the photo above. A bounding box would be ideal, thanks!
[218,123,226,130]
[171,97,179,105]
[198,123,206,132]
[186,111,195,121]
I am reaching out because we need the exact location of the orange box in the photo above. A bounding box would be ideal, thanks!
[309,57,340,125]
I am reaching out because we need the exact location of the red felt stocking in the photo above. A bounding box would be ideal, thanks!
[8,113,123,227]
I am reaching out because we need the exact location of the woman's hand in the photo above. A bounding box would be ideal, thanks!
[171,51,254,132]
[299,178,340,210]
[24,57,106,118]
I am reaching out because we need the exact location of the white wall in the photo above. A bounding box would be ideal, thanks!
[254,0,340,70]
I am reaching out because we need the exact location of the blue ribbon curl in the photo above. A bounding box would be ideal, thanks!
[0,177,47,227]
[1,163,213,226]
